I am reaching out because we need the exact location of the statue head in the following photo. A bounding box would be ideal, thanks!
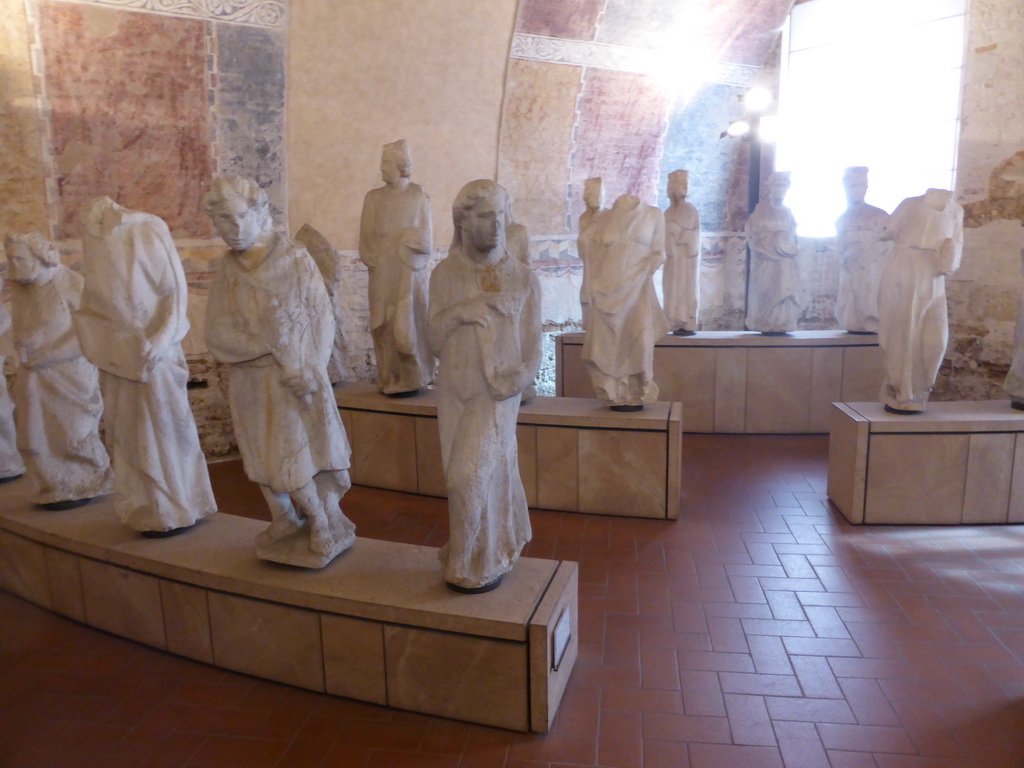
[451,179,509,261]
[381,140,412,187]
[583,177,604,212]
[203,175,272,252]
[5,232,60,285]
[842,166,869,205]
[924,187,953,211]
[668,170,690,202]
[767,171,791,207]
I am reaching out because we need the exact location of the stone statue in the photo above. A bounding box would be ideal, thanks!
[581,194,668,410]
[204,176,356,567]
[77,197,216,536]
[295,224,349,384]
[0,273,24,485]
[1004,251,1024,410]
[427,180,541,593]
[663,170,702,336]
[505,202,539,403]
[359,139,434,397]
[835,167,890,333]
[877,188,963,413]
[745,171,800,334]
[5,233,111,509]
[577,177,604,331]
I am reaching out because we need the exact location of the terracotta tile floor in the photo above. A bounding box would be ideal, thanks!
[3,434,1024,767]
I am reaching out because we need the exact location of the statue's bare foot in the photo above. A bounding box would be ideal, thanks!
[257,518,303,548]
[309,526,333,556]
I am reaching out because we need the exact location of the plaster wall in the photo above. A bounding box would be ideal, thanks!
[286,0,519,252]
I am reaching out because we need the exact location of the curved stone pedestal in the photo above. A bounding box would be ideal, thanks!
[0,483,577,732]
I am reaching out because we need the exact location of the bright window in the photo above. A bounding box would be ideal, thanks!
[775,0,967,236]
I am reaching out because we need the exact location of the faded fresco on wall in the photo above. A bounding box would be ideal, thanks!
[3,0,288,454]
[38,2,213,239]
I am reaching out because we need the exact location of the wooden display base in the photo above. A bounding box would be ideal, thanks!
[0,484,577,732]
[336,384,682,519]
[828,401,1024,525]
[556,331,884,434]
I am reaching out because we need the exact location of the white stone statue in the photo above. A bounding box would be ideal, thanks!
[5,233,111,509]
[295,224,349,384]
[359,139,434,397]
[877,188,963,413]
[745,171,800,334]
[1004,252,1024,410]
[577,177,604,331]
[77,197,216,536]
[427,180,541,593]
[663,169,701,336]
[581,193,668,410]
[505,202,539,403]
[204,176,356,567]
[835,167,890,334]
[0,273,24,485]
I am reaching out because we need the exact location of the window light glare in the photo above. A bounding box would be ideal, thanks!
[726,119,750,138]
[744,87,773,113]
[758,115,779,143]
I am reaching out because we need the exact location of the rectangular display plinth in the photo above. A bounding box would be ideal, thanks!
[0,485,577,732]
[827,401,1024,525]
[335,383,682,519]
[556,331,884,434]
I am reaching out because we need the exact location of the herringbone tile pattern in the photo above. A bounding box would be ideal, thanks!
[2,435,1024,767]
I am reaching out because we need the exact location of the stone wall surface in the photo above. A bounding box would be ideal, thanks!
[938,0,1024,402]
[0,0,49,235]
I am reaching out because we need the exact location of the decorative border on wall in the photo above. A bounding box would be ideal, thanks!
[511,33,760,87]
[51,0,285,27]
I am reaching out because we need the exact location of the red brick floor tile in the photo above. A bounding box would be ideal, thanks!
[641,647,681,690]
[687,742,783,768]
[187,734,290,767]
[764,695,856,724]
[719,671,802,697]
[597,710,642,768]
[366,751,461,768]
[827,751,881,768]
[774,720,830,768]
[723,692,776,746]
[817,724,916,755]
[766,589,809,620]
[641,712,732,744]
[318,742,374,768]
[641,738,691,768]
[506,732,597,765]
[679,669,726,717]
[601,686,684,714]
[748,634,794,675]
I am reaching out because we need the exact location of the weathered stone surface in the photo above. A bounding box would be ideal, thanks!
[215,22,286,222]
[569,69,668,220]
[0,0,48,235]
[38,2,213,239]
[517,0,601,40]
[498,59,582,235]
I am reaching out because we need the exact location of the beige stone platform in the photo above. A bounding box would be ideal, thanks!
[828,401,1024,525]
[0,483,577,732]
[336,383,683,519]
[556,331,884,434]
